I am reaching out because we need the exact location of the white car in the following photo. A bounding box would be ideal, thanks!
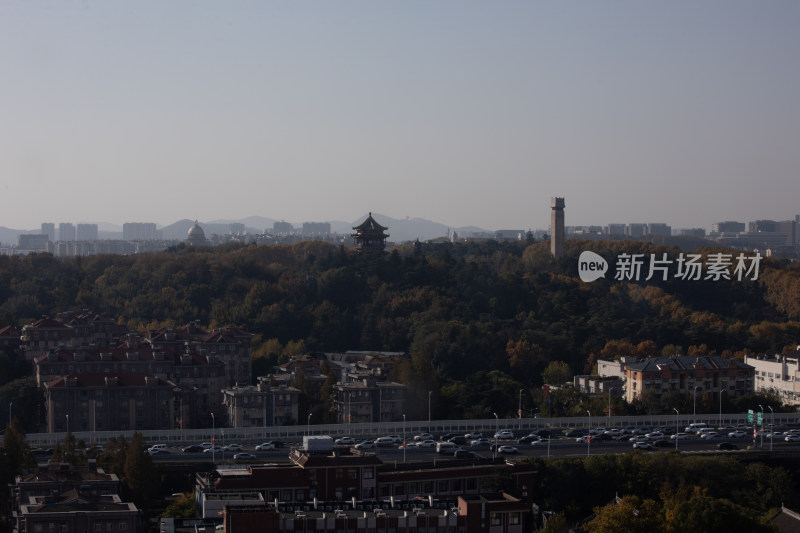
[785,435,800,442]
[497,445,518,454]
[727,430,747,438]
[494,430,515,440]
[355,441,377,451]
[223,444,243,452]
[633,442,653,450]
[334,437,355,446]
[670,433,688,440]
[416,440,436,448]
[465,432,482,439]
[413,433,433,441]
[255,442,276,451]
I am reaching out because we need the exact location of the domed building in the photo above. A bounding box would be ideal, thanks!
[186,220,208,246]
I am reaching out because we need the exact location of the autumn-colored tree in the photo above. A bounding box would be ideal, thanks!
[542,361,573,386]
[586,495,665,533]
[162,492,196,518]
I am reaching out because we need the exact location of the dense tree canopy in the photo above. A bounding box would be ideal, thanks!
[1,239,798,420]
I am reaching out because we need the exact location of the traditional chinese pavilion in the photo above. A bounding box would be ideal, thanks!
[352,212,389,252]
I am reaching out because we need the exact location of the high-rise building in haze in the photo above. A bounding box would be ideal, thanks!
[41,223,55,241]
[550,197,565,258]
[712,221,745,233]
[123,222,160,241]
[76,223,98,241]
[58,223,76,242]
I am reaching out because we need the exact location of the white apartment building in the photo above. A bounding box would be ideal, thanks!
[744,354,800,405]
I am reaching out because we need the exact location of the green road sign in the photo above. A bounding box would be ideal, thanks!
[747,410,754,423]
[757,412,763,425]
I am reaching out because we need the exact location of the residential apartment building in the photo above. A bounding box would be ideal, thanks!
[222,378,301,428]
[195,447,535,522]
[35,345,227,430]
[333,377,407,424]
[13,462,141,533]
[623,355,754,403]
[745,354,800,405]
[43,373,180,433]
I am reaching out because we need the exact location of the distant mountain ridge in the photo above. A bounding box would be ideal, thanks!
[0,214,493,246]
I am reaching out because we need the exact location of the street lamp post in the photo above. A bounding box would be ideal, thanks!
[402,414,406,463]
[8,401,12,426]
[307,413,312,436]
[692,382,697,422]
[493,412,498,460]
[607,389,612,427]
[428,391,432,425]
[673,408,679,450]
[768,406,774,451]
[66,414,69,434]
[211,412,216,464]
[758,404,764,448]
[719,389,725,429]
[519,389,524,429]
[586,410,591,456]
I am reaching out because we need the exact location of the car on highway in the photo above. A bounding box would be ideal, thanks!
[200,442,214,449]
[575,436,590,443]
[375,436,398,447]
[416,440,436,448]
[255,442,276,451]
[494,430,515,440]
[223,444,243,452]
[728,430,747,438]
[148,447,170,455]
[414,433,433,441]
[518,434,540,444]
[182,444,204,453]
[448,436,468,445]
[355,441,377,451]
[464,432,482,439]
[234,452,257,461]
[334,437,355,446]
[633,441,653,450]
[785,434,800,442]
[454,449,477,459]
[497,445,518,454]
[470,438,491,447]
[203,446,223,453]
[700,432,723,440]
[653,439,673,448]
[718,442,739,450]
[148,444,168,453]
[670,433,688,440]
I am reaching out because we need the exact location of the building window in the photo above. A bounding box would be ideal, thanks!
[509,513,521,525]
[490,513,502,526]
[363,468,373,479]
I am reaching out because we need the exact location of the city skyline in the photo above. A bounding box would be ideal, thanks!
[2,2,799,231]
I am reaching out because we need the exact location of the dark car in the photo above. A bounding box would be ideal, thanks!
[653,439,673,448]
[182,444,204,453]
[518,434,540,444]
[439,433,459,441]
[448,436,467,445]
[534,429,552,438]
[718,442,739,450]
[454,449,477,459]
[565,429,586,437]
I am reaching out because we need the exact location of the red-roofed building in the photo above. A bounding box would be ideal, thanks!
[43,373,180,433]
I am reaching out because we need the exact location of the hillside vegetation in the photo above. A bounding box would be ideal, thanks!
[1,239,798,419]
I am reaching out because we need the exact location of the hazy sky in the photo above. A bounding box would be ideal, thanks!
[2,1,799,231]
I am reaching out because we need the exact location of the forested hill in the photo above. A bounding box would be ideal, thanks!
[1,239,799,387]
